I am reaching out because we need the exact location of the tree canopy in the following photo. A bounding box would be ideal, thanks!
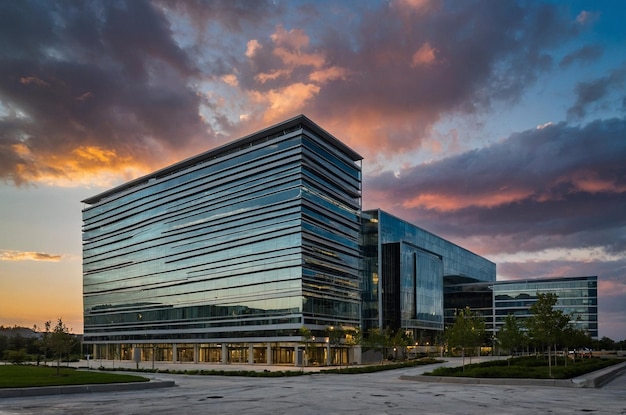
[445,307,485,370]
[525,293,571,377]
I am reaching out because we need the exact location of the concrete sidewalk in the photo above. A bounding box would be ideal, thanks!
[2,356,624,400]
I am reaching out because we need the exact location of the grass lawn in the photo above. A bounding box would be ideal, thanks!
[0,365,149,388]
[425,356,623,379]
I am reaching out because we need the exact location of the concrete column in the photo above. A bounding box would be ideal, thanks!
[172,344,177,363]
[326,341,331,365]
[350,345,362,365]
[294,345,300,367]
[221,344,228,364]
[266,343,272,365]
[194,344,199,363]
[248,344,254,364]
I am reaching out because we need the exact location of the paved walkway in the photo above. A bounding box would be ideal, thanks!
[2,357,625,414]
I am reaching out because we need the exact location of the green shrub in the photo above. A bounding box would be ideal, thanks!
[425,357,623,379]
[2,349,29,364]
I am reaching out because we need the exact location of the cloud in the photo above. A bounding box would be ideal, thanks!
[411,43,438,67]
[0,0,600,186]
[575,10,598,26]
[568,64,626,119]
[559,44,603,68]
[0,250,62,262]
[252,83,321,123]
[364,117,626,256]
[0,0,226,187]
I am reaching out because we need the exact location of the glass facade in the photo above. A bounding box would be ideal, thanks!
[493,276,598,338]
[82,115,362,363]
[362,209,496,342]
[444,276,599,339]
[83,115,598,364]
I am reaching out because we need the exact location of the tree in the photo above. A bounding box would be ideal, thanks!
[445,307,485,371]
[594,336,616,351]
[343,327,361,365]
[497,314,526,364]
[48,319,74,375]
[390,329,409,360]
[525,293,570,377]
[563,327,592,363]
[326,326,344,366]
[299,326,313,367]
[363,328,389,364]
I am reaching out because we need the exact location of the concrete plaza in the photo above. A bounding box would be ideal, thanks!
[1,358,625,414]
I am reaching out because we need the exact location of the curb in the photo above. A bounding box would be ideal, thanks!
[0,379,175,399]
[400,361,626,388]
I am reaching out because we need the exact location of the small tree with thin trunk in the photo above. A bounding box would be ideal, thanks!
[363,328,388,364]
[445,307,485,372]
[497,314,526,364]
[48,319,73,375]
[526,293,570,378]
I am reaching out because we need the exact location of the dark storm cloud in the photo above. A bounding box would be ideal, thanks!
[365,118,626,254]
[568,64,626,119]
[0,0,213,185]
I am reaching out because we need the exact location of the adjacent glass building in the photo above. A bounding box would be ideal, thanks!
[444,276,599,339]
[362,210,496,345]
[82,115,362,365]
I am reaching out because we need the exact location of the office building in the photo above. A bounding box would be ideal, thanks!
[82,115,362,365]
[362,209,496,346]
[444,275,599,339]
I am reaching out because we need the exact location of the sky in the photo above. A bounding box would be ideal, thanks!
[0,0,624,340]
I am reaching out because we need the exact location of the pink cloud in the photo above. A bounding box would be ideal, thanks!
[411,42,437,66]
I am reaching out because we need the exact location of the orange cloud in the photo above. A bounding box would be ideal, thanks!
[411,42,437,66]
[253,27,328,83]
[270,25,325,68]
[221,74,239,87]
[309,66,351,84]
[274,46,325,68]
[253,83,321,123]
[9,142,154,188]
[72,146,118,163]
[402,189,533,211]
[0,250,62,262]
[255,68,293,83]
[270,25,310,51]
[570,171,626,194]
[245,39,262,58]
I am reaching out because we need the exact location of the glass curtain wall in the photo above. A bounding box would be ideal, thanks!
[300,130,362,336]
[493,276,598,338]
[83,116,363,358]
[361,209,494,341]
